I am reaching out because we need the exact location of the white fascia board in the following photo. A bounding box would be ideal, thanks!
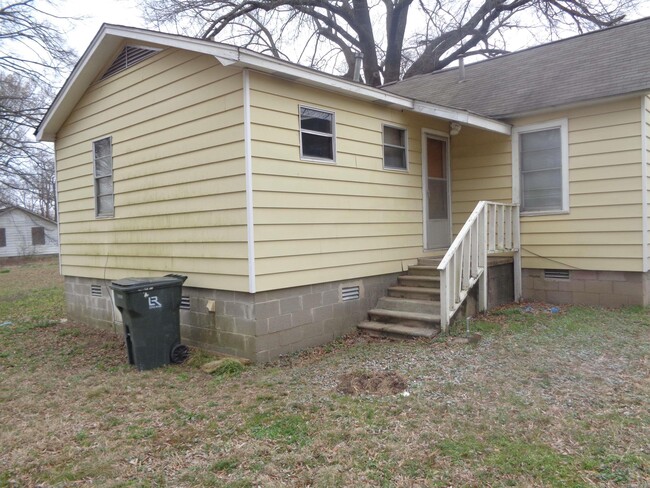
[36,23,509,141]
[414,101,511,135]
[236,50,413,108]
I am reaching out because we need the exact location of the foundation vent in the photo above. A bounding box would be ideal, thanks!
[341,285,360,301]
[91,284,103,297]
[180,296,191,310]
[544,269,570,280]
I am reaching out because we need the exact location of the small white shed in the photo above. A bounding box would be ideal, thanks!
[0,207,59,258]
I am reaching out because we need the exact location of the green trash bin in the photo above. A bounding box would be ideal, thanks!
[110,274,188,371]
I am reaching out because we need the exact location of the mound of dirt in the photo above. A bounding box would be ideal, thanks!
[337,371,407,396]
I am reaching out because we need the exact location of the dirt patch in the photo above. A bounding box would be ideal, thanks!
[337,371,408,396]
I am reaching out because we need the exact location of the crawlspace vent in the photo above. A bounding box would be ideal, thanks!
[180,296,191,310]
[101,45,160,80]
[341,285,360,301]
[544,269,570,280]
[91,285,102,297]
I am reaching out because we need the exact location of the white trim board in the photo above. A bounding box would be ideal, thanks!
[642,96,649,272]
[243,69,256,293]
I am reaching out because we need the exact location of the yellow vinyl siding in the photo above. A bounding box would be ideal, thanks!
[56,48,248,289]
[451,96,644,272]
[248,71,448,291]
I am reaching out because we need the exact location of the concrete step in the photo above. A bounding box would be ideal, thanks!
[418,257,442,266]
[368,308,440,328]
[358,321,440,339]
[388,286,440,301]
[407,265,440,276]
[376,296,439,315]
[398,275,441,288]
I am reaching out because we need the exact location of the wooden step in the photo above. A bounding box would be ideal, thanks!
[368,308,440,327]
[398,275,441,288]
[376,296,439,314]
[388,286,440,301]
[407,265,440,276]
[358,321,440,339]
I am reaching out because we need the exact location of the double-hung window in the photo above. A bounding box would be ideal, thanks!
[383,125,407,170]
[513,120,568,215]
[31,227,45,246]
[299,106,335,162]
[93,137,114,217]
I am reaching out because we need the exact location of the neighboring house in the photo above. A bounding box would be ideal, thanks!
[35,18,650,362]
[0,206,58,258]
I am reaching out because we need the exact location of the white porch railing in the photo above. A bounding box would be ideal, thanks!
[437,201,522,333]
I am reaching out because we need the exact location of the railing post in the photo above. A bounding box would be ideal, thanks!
[479,204,488,312]
[513,204,522,302]
[439,268,449,333]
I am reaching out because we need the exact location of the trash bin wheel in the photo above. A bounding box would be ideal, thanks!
[170,343,189,364]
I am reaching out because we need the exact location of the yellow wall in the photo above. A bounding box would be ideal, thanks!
[56,47,249,290]
[452,97,644,272]
[248,71,448,291]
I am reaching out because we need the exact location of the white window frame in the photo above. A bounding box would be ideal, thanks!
[299,105,336,163]
[512,119,569,216]
[382,124,409,171]
[93,136,114,218]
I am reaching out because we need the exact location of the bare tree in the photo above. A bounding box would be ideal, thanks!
[0,0,75,219]
[141,0,639,86]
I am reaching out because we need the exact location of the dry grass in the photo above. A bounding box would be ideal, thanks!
[1,259,649,487]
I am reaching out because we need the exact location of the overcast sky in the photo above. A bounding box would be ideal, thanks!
[56,0,650,61]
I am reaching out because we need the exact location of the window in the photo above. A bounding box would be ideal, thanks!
[513,120,568,214]
[93,137,114,217]
[31,227,45,246]
[0,228,5,247]
[383,125,407,170]
[299,106,335,161]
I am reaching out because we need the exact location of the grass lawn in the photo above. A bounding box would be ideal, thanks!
[1,258,649,487]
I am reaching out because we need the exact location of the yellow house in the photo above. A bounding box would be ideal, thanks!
[37,19,650,362]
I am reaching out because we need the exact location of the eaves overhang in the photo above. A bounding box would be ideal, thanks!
[35,24,510,142]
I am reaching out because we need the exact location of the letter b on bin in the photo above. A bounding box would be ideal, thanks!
[110,274,188,371]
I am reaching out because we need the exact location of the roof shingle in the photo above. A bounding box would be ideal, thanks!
[382,17,650,119]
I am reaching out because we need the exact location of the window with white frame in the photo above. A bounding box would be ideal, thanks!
[93,137,114,217]
[383,125,407,170]
[514,120,568,214]
[299,106,335,161]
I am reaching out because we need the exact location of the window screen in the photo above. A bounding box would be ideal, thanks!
[519,128,562,212]
[31,227,45,246]
[0,228,5,247]
[93,137,114,217]
[300,107,335,161]
[383,126,407,170]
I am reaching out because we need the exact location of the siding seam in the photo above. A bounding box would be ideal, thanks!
[243,69,256,293]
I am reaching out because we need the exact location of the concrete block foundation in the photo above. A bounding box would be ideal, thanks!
[522,268,650,307]
[64,273,400,363]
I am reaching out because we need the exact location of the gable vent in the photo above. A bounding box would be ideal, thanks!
[101,45,160,80]
[544,270,570,280]
[91,284,103,297]
[180,296,191,310]
[341,285,360,301]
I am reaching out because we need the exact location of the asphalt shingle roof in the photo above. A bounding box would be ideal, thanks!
[382,17,650,119]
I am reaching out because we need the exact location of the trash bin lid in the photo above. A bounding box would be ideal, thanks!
[109,274,187,292]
